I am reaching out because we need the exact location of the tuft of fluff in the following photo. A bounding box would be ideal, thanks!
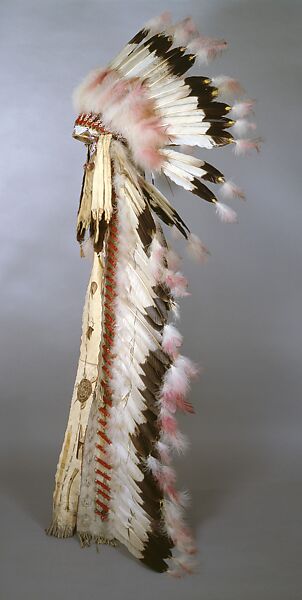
[176,355,199,379]
[220,180,245,200]
[232,118,257,137]
[212,75,245,97]
[234,137,262,155]
[170,431,190,454]
[215,201,238,223]
[160,414,178,436]
[177,490,191,508]
[156,440,171,463]
[186,233,210,263]
[145,455,161,475]
[162,323,183,359]
[163,496,198,577]
[155,465,177,490]
[187,36,227,63]
[160,355,198,414]
[230,99,255,118]
[168,17,198,46]
[165,270,190,297]
[167,555,198,577]
[144,11,171,33]
[161,363,189,403]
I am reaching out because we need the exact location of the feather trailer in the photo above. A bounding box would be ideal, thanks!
[48,12,261,578]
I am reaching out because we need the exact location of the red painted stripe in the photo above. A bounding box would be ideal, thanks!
[96,442,107,453]
[95,509,108,520]
[97,488,111,502]
[96,498,109,512]
[97,430,111,445]
[95,479,110,492]
[95,457,112,470]
[95,469,111,481]
[94,209,120,522]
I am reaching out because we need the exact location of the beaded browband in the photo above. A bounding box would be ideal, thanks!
[73,113,116,144]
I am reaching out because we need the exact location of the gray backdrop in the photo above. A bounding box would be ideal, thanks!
[1,0,301,598]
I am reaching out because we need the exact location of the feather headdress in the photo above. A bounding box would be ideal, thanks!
[47,12,260,577]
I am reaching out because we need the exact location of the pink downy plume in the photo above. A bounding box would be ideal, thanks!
[165,270,190,297]
[232,118,257,136]
[212,75,245,96]
[176,355,199,379]
[145,11,172,33]
[165,483,181,503]
[162,323,183,359]
[230,99,256,118]
[160,355,198,413]
[130,113,168,170]
[215,201,238,223]
[188,36,227,63]
[103,79,169,171]
[164,429,190,453]
[86,68,113,92]
[154,465,177,490]
[186,233,210,263]
[161,414,178,436]
[169,555,198,577]
[162,392,194,415]
[172,528,197,555]
[168,17,198,46]
[220,180,245,200]
[156,440,171,463]
[161,360,190,401]
[234,137,262,155]
[176,398,195,414]
[164,504,196,551]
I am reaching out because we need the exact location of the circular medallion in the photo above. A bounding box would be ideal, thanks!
[77,378,93,404]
